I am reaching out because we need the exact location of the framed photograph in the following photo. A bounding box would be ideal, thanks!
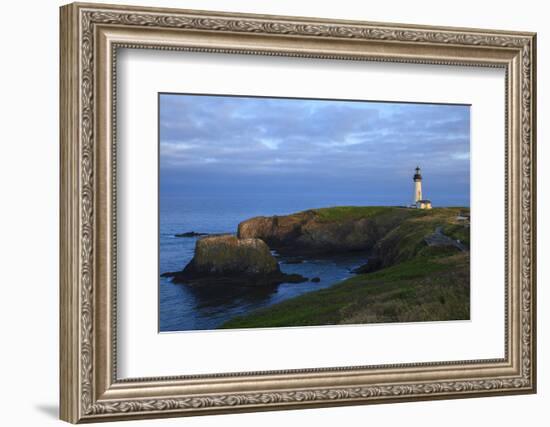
[60,2,537,423]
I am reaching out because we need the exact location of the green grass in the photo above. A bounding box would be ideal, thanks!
[220,252,470,329]
[368,207,469,265]
[353,254,450,281]
[442,223,470,248]
[219,206,470,329]
[313,206,403,222]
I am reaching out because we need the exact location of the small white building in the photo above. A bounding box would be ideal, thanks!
[411,166,432,209]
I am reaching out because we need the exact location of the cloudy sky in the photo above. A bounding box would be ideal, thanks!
[159,93,470,207]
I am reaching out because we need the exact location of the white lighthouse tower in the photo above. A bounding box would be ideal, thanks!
[412,166,432,209]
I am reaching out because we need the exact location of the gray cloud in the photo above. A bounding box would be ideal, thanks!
[160,94,470,206]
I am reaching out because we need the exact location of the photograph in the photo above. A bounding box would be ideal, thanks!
[158,94,471,332]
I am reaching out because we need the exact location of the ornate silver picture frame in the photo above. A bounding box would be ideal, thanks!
[60,2,536,423]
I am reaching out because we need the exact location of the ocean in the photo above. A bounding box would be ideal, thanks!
[159,192,394,332]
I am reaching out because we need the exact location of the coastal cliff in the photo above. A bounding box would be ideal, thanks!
[222,206,470,327]
[237,206,409,255]
[162,206,470,326]
[238,206,468,268]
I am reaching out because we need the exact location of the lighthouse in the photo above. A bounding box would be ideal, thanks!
[413,166,423,202]
[412,166,432,209]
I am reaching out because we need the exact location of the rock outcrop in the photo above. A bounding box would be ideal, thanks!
[175,231,209,238]
[237,208,409,255]
[162,234,307,286]
[237,206,470,274]
[424,226,467,251]
[162,207,470,288]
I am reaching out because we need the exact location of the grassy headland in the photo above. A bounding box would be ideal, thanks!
[313,206,398,222]
[221,206,470,328]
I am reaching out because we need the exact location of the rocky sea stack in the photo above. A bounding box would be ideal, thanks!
[162,234,307,287]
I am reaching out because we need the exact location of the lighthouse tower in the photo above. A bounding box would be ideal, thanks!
[413,166,423,203]
[412,166,432,209]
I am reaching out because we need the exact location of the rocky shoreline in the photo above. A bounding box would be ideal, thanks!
[162,207,470,293]
[220,206,471,328]
[236,207,405,256]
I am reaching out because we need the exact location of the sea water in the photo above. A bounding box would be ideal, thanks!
[159,192,383,332]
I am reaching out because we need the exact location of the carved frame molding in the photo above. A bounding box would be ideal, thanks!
[60,2,536,423]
